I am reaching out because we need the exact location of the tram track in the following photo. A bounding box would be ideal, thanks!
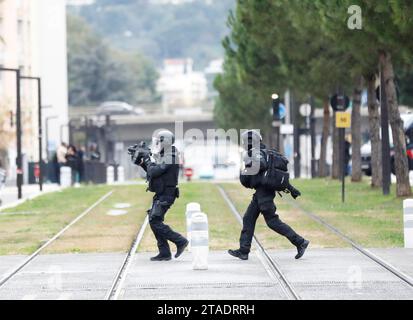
[0,190,114,289]
[217,185,300,300]
[105,215,149,300]
[286,199,413,288]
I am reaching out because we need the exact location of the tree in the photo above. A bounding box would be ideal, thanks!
[311,0,412,196]
[367,74,383,187]
[351,77,363,182]
[67,15,158,106]
[70,0,236,68]
[215,0,354,177]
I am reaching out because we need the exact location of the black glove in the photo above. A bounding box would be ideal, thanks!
[141,152,151,166]
[287,185,301,199]
[129,142,151,166]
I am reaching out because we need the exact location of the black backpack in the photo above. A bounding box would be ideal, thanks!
[260,149,290,191]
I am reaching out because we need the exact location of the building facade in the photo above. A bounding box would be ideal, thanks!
[0,0,68,182]
[157,58,207,113]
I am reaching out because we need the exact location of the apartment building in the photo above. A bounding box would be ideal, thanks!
[0,0,68,181]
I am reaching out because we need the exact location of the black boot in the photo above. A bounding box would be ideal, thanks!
[295,239,310,259]
[228,249,248,260]
[150,253,172,261]
[175,239,189,258]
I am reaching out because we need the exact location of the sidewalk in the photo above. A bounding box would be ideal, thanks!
[0,184,61,211]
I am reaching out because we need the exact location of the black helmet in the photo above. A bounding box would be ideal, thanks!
[241,130,262,150]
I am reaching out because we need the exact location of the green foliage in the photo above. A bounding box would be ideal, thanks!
[68,0,235,68]
[215,0,353,132]
[215,0,413,131]
[67,14,159,106]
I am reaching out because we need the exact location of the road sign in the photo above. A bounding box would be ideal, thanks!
[299,104,311,117]
[330,94,350,111]
[279,103,286,119]
[336,112,351,128]
[269,103,286,120]
[280,124,294,135]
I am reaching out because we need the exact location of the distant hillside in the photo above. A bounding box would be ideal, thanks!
[68,0,235,68]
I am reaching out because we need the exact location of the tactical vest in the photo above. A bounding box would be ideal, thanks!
[148,147,179,196]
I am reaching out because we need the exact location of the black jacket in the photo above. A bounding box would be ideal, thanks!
[141,146,179,197]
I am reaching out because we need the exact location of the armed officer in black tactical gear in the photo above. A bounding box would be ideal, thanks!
[228,130,309,261]
[133,129,188,261]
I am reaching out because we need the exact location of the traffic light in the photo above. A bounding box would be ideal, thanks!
[272,93,281,121]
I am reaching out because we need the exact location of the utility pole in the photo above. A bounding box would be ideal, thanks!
[292,93,301,178]
[105,115,112,164]
[0,67,23,199]
[310,96,317,178]
[20,76,43,191]
[331,92,350,202]
[271,93,281,151]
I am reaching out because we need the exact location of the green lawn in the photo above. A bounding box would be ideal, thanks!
[220,183,348,249]
[0,186,112,255]
[221,179,405,248]
[0,178,403,256]
[45,185,153,254]
[0,182,242,255]
[291,178,405,247]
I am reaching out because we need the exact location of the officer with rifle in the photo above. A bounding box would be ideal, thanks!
[228,130,309,260]
[128,130,188,261]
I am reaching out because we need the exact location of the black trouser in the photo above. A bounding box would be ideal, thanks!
[239,194,304,254]
[148,194,187,257]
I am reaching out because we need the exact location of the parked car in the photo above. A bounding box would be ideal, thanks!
[361,113,413,176]
[97,101,144,116]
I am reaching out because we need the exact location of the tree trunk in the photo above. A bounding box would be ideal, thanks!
[332,111,340,179]
[367,74,382,188]
[380,51,411,197]
[351,77,363,182]
[319,99,330,177]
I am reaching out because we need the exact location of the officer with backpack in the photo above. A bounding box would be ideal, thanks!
[228,130,309,260]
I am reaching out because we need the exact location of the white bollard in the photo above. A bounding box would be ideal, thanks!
[117,166,125,183]
[107,166,115,185]
[403,199,413,248]
[60,166,72,188]
[186,202,201,251]
[191,212,209,270]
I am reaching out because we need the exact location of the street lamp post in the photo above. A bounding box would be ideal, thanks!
[271,94,281,151]
[20,76,43,191]
[0,67,23,199]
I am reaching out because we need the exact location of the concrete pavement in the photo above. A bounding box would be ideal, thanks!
[0,253,125,300]
[0,249,412,300]
[0,184,60,211]
[119,251,286,300]
[270,248,413,300]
